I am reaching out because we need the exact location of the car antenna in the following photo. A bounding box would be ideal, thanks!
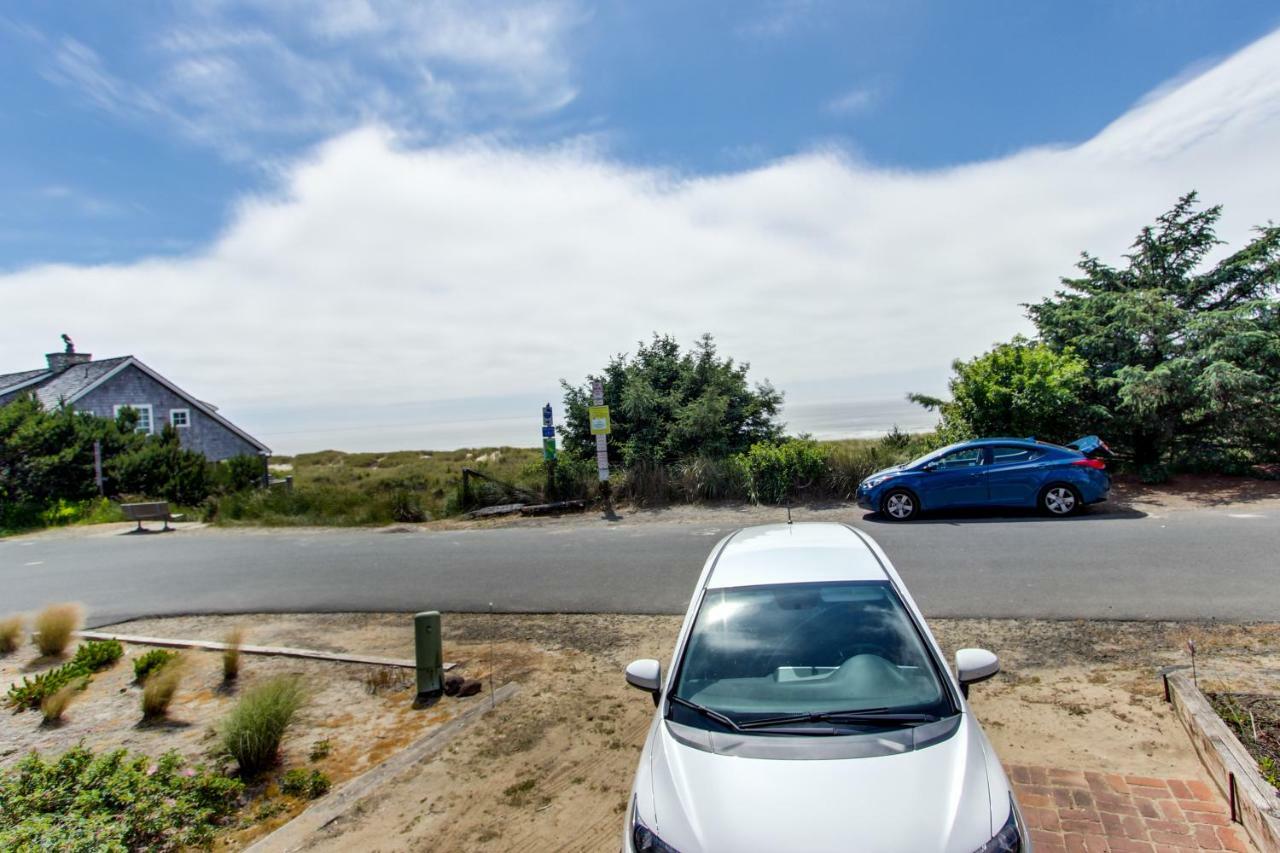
[786,501,792,525]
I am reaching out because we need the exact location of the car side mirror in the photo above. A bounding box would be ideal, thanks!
[955,648,999,698]
[922,462,938,472]
[625,659,662,705]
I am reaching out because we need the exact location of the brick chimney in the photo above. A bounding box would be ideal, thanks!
[46,351,92,373]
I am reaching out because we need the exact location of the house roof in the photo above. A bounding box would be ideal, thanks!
[1,355,269,454]
[0,368,54,395]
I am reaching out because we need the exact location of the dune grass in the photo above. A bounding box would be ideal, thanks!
[222,627,244,681]
[219,675,306,776]
[40,676,87,725]
[0,616,22,654]
[32,604,81,657]
[141,655,186,719]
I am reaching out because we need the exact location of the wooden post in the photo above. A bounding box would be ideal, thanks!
[93,440,104,495]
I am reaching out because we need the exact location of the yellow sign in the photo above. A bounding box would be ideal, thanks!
[588,405,612,435]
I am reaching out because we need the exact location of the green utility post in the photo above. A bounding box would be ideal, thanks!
[414,611,443,702]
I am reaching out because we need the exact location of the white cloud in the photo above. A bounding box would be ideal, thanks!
[4,29,1280,451]
[25,1,585,162]
[824,84,880,116]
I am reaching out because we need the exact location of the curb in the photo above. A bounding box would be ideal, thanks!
[76,630,456,671]
[245,682,520,852]
[1165,670,1280,852]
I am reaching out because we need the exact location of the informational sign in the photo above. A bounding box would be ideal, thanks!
[592,380,609,482]
[541,403,556,461]
[588,405,611,435]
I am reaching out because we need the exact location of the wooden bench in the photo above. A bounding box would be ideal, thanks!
[121,502,179,533]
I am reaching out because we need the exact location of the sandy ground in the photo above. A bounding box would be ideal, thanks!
[0,614,494,847]
[64,612,1267,853]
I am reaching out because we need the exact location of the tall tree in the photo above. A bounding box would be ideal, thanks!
[560,333,784,466]
[1028,193,1280,467]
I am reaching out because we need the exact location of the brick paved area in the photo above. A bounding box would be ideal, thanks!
[1007,765,1251,852]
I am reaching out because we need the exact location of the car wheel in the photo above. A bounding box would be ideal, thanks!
[1040,484,1081,516]
[882,489,919,521]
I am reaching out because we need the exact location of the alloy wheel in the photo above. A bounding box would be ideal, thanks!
[1044,486,1077,515]
[885,492,915,519]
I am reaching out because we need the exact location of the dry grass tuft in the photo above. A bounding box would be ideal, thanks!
[0,615,23,654]
[223,627,244,681]
[33,603,81,656]
[141,654,186,719]
[40,676,87,724]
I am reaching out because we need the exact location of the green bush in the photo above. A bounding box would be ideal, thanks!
[109,425,212,505]
[72,639,123,671]
[389,489,427,522]
[0,746,242,851]
[734,439,827,505]
[219,675,307,776]
[217,454,264,493]
[133,649,177,683]
[280,767,331,799]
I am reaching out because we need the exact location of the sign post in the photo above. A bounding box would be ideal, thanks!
[541,403,557,500]
[590,380,611,482]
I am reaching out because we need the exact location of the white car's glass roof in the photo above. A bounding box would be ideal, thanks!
[707,523,888,589]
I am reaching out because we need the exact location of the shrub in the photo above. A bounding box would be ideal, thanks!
[40,676,87,725]
[389,489,427,523]
[141,655,186,719]
[0,615,22,654]
[0,746,242,851]
[674,455,746,502]
[133,648,177,683]
[734,439,827,505]
[280,767,331,799]
[223,628,244,681]
[218,454,264,493]
[72,638,123,671]
[219,675,307,776]
[33,603,81,656]
[308,739,332,761]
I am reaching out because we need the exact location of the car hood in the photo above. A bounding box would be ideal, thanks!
[644,715,995,853]
[864,465,905,482]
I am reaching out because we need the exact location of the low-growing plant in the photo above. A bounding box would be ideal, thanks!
[363,666,410,695]
[308,739,332,761]
[0,615,22,654]
[219,675,307,776]
[735,439,827,505]
[280,767,331,799]
[223,627,244,681]
[141,655,186,719]
[0,746,243,851]
[72,638,123,671]
[134,648,177,683]
[40,676,87,725]
[32,603,81,656]
[6,640,121,710]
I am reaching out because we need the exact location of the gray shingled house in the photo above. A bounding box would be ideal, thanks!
[0,345,269,461]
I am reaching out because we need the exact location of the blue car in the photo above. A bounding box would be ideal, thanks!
[856,436,1111,521]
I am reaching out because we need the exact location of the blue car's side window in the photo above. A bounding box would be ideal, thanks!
[937,448,985,469]
[991,447,1044,466]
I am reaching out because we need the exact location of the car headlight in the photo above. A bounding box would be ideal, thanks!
[861,475,892,489]
[974,796,1024,853]
[632,804,680,853]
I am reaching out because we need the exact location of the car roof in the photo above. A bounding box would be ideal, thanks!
[706,523,889,590]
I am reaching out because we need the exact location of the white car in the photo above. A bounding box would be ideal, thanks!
[622,523,1025,853]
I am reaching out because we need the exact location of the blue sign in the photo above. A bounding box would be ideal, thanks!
[541,425,555,438]
[542,404,553,423]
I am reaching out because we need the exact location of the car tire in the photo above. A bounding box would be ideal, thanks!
[1039,483,1082,517]
[881,489,919,521]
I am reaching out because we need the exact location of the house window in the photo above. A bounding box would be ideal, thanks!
[170,409,190,428]
[114,404,153,434]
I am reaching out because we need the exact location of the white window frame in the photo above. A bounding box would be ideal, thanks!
[114,403,154,434]
[170,408,191,428]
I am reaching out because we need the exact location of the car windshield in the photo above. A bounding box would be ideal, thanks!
[671,581,953,730]
[904,442,966,469]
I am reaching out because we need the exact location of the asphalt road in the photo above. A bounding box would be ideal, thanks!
[2,505,1276,627]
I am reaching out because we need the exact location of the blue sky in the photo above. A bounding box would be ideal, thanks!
[4,1,1278,270]
[4,2,1280,451]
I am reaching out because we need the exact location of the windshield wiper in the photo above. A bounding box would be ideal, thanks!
[666,694,743,732]
[737,708,940,730]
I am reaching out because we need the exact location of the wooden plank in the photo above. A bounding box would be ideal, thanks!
[245,682,520,853]
[1167,671,1280,852]
[76,630,456,671]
